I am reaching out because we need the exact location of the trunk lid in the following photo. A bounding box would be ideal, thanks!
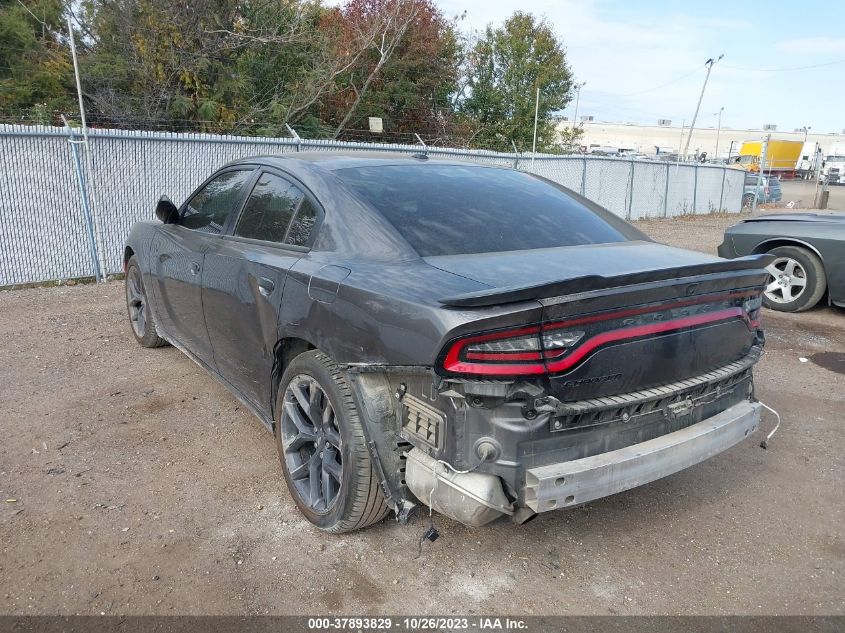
[433,242,771,400]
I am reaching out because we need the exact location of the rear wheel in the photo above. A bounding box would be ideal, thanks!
[275,350,389,532]
[125,256,167,347]
[762,246,826,312]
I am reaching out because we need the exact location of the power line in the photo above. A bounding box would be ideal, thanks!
[617,65,702,97]
[722,58,845,72]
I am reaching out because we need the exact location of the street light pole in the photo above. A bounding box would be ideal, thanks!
[572,81,586,128]
[683,54,723,161]
[714,107,724,159]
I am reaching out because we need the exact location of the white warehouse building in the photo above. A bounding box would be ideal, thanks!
[555,119,845,160]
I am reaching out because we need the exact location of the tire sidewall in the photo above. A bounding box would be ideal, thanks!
[762,246,824,312]
[125,257,157,346]
[274,352,360,530]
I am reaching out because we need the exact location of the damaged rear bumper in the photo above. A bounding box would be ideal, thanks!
[404,400,760,526]
[524,399,761,513]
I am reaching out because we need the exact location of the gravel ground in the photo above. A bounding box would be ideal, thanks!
[0,216,843,616]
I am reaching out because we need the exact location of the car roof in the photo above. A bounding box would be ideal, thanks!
[222,151,484,172]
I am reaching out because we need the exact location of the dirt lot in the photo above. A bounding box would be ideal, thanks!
[1,216,843,616]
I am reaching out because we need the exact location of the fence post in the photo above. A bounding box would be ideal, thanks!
[663,162,670,217]
[693,164,698,214]
[63,122,103,282]
[626,158,635,220]
[580,154,587,196]
[718,166,727,212]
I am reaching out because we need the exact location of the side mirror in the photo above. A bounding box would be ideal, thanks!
[155,196,178,224]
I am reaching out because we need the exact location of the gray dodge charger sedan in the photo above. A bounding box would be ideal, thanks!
[124,153,771,532]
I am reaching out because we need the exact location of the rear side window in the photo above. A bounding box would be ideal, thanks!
[235,173,304,243]
[182,170,253,234]
[285,199,318,247]
[333,165,632,256]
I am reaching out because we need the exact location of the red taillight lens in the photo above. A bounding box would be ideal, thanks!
[441,325,586,376]
[442,325,545,375]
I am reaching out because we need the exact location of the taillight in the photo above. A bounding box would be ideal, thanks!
[443,325,544,375]
[442,325,588,375]
[439,292,759,378]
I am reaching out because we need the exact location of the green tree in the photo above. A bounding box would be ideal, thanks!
[0,0,75,116]
[317,0,461,139]
[79,0,248,130]
[458,12,573,152]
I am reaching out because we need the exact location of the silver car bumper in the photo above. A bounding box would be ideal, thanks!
[524,400,761,512]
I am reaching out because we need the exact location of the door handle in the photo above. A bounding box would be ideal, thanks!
[190,262,200,275]
[257,277,275,296]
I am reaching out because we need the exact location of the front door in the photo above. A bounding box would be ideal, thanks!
[150,168,255,367]
[203,170,320,413]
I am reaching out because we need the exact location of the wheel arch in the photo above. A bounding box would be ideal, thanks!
[752,237,826,269]
[270,336,317,425]
[123,246,135,272]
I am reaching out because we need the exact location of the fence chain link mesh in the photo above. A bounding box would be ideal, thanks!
[0,124,745,286]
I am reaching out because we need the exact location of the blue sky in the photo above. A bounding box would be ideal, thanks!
[437,0,844,133]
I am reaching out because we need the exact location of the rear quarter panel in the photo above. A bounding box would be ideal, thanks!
[277,255,544,366]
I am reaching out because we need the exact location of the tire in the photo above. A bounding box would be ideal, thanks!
[275,350,389,533]
[762,246,827,312]
[125,256,167,348]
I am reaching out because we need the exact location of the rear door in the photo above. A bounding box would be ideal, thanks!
[202,169,320,413]
[150,168,255,366]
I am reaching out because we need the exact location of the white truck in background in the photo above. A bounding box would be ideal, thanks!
[823,143,845,184]
[797,142,822,179]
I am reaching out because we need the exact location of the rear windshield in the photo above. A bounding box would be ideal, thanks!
[333,164,632,256]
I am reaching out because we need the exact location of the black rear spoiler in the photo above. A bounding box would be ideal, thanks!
[439,254,774,308]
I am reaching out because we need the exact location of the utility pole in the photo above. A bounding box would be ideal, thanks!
[531,86,540,170]
[66,16,88,142]
[752,134,769,213]
[677,119,685,160]
[683,54,723,161]
[802,126,812,179]
[714,107,724,159]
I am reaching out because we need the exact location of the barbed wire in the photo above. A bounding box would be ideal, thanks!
[0,110,552,154]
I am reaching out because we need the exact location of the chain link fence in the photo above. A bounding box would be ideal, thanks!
[0,124,745,287]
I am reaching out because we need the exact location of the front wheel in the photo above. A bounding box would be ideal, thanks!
[125,256,167,347]
[275,350,389,532]
[762,246,827,312]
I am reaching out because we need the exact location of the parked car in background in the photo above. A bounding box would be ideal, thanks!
[719,212,845,312]
[124,153,772,532]
[742,174,782,208]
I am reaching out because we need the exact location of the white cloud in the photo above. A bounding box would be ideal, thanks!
[776,36,845,54]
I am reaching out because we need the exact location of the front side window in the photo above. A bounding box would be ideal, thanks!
[182,170,253,234]
[235,172,317,246]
